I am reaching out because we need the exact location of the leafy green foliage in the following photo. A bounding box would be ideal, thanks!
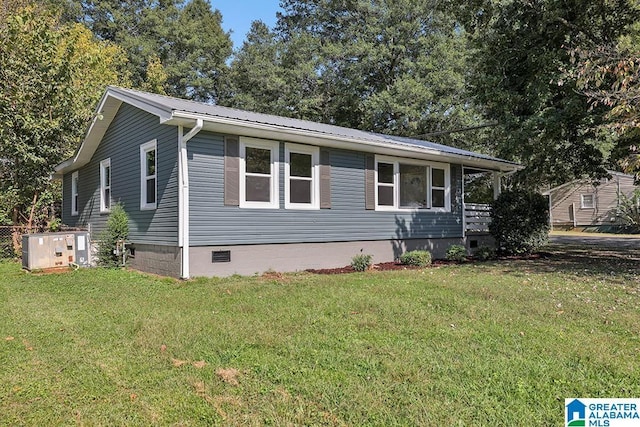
[474,245,497,261]
[616,189,640,232]
[0,2,126,227]
[96,203,130,267]
[399,250,432,267]
[79,0,232,101]
[222,0,483,147]
[570,22,640,180]
[489,190,550,255]
[350,253,373,272]
[456,0,640,187]
[445,244,467,262]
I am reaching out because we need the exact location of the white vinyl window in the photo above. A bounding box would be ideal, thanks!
[71,171,79,216]
[581,194,595,209]
[285,143,319,209]
[140,140,157,210]
[100,158,111,213]
[375,156,450,212]
[239,137,279,209]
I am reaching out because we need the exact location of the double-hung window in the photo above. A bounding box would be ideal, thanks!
[581,194,595,209]
[71,171,79,216]
[285,143,319,209]
[140,140,157,210]
[375,156,450,211]
[240,137,279,209]
[100,158,111,213]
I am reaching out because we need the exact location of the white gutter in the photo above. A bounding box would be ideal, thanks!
[178,118,203,279]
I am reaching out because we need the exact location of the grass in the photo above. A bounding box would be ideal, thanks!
[1,243,639,426]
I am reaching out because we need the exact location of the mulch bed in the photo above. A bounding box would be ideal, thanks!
[305,254,549,275]
[306,260,456,275]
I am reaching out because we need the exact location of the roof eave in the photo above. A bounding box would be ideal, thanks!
[168,111,521,172]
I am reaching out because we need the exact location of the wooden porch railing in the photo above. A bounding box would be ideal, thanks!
[464,203,492,234]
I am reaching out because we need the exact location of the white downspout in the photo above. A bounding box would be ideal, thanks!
[178,119,203,279]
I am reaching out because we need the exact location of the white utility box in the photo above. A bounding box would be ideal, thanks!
[22,232,91,270]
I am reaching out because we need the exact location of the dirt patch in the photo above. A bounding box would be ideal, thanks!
[28,266,72,275]
[216,367,240,386]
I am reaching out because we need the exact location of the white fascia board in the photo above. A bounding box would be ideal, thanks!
[168,111,521,172]
[53,87,175,178]
[107,86,174,123]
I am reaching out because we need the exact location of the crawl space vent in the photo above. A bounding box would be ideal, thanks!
[212,250,231,263]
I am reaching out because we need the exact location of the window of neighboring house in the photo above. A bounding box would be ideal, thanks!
[100,158,111,213]
[285,143,319,209]
[71,171,79,216]
[140,140,157,210]
[239,137,279,209]
[375,156,450,211]
[581,194,595,209]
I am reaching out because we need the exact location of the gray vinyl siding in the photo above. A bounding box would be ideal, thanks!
[61,103,179,245]
[189,131,464,246]
[550,174,637,226]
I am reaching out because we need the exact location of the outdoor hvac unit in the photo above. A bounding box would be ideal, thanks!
[22,231,91,271]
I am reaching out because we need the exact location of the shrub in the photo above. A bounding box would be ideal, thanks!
[474,245,496,261]
[351,253,372,272]
[616,189,640,232]
[96,203,130,267]
[489,190,550,255]
[445,244,467,262]
[399,250,432,267]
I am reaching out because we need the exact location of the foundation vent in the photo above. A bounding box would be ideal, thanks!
[212,250,231,263]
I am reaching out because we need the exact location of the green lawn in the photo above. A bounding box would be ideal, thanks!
[1,245,639,426]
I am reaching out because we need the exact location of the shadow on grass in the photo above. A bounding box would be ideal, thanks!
[495,243,640,282]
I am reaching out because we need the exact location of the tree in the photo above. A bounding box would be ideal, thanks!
[221,21,327,121]
[0,2,127,227]
[222,0,482,147]
[455,0,640,188]
[571,22,640,179]
[79,0,232,101]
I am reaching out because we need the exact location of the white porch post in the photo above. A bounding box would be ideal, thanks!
[493,172,502,200]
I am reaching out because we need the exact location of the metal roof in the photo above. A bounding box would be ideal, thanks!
[55,86,520,176]
[109,86,515,166]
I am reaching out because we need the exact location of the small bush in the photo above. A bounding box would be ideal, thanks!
[96,203,130,267]
[445,244,467,262]
[616,189,640,232]
[399,250,432,267]
[351,253,372,272]
[474,245,496,261]
[489,190,549,255]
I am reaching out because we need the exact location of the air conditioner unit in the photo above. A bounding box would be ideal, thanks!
[22,231,92,271]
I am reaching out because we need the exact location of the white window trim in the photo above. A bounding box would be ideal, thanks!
[285,143,320,210]
[581,194,595,209]
[239,137,280,209]
[140,139,157,210]
[100,158,111,213]
[374,155,451,212]
[71,171,79,216]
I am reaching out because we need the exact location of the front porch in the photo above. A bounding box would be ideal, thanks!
[462,168,502,240]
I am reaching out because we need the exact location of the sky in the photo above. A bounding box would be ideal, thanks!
[212,0,283,50]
